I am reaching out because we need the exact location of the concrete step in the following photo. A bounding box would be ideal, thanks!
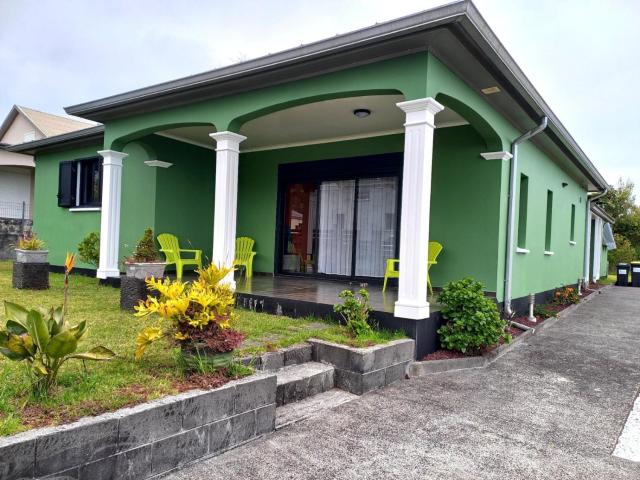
[276,389,358,430]
[275,362,334,407]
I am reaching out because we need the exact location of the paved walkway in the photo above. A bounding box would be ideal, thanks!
[167,287,640,479]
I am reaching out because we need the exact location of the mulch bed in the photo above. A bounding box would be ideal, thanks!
[421,325,524,361]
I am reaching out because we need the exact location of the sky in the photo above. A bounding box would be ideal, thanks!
[1,0,639,200]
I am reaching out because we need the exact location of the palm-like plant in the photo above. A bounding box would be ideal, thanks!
[0,253,116,396]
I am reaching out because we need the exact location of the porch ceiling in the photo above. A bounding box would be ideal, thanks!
[155,95,466,151]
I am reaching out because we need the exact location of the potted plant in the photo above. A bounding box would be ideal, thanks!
[133,264,244,369]
[123,228,166,279]
[14,232,48,263]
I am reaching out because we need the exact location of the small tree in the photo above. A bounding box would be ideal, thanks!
[130,228,160,263]
[437,278,511,354]
[78,232,100,267]
[609,233,636,270]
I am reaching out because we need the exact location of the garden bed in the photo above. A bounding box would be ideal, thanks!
[421,325,525,361]
[0,261,405,436]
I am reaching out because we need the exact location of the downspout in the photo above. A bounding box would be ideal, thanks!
[582,188,608,286]
[503,117,548,316]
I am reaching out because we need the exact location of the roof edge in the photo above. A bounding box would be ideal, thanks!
[7,125,105,154]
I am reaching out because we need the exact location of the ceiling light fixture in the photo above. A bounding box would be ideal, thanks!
[481,86,501,95]
[353,108,371,118]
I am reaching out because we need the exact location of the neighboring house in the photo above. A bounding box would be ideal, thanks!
[8,1,612,356]
[0,105,95,258]
[588,204,616,281]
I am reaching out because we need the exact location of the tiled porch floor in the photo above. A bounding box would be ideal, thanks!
[234,274,441,314]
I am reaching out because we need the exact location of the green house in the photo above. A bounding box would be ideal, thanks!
[8,1,610,357]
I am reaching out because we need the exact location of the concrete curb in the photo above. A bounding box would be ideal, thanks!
[409,286,611,378]
[409,329,534,377]
[0,374,277,480]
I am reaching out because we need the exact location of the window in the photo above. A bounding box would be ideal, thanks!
[517,174,528,249]
[57,157,102,208]
[570,204,576,242]
[545,190,553,252]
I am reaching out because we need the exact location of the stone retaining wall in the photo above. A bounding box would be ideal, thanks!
[308,339,415,395]
[0,373,276,480]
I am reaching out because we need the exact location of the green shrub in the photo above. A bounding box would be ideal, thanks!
[130,228,160,263]
[437,278,511,353]
[78,232,100,267]
[551,286,579,306]
[333,289,373,337]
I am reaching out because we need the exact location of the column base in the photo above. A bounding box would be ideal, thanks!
[97,268,121,279]
[394,300,430,319]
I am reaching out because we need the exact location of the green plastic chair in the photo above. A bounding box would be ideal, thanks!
[382,241,443,295]
[235,237,257,278]
[157,233,203,281]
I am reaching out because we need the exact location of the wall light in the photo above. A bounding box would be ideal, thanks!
[353,108,371,118]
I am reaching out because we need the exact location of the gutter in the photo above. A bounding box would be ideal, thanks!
[503,117,548,317]
[583,189,608,284]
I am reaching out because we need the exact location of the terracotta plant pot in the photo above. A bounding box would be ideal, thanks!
[15,249,49,264]
[124,262,166,279]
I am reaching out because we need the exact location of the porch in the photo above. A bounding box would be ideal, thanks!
[234,274,443,359]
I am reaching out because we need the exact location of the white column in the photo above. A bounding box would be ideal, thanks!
[583,209,592,283]
[592,216,603,282]
[96,150,128,279]
[394,97,444,319]
[209,131,246,287]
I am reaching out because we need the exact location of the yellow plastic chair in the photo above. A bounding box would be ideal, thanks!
[382,241,443,295]
[235,237,257,278]
[157,233,203,281]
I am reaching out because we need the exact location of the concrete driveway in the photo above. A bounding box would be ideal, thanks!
[167,287,640,479]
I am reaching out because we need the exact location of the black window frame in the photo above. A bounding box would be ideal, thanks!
[57,156,102,208]
[275,153,403,282]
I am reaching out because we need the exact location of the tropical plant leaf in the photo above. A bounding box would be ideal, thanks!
[32,359,48,376]
[5,319,28,335]
[45,330,78,359]
[68,320,87,340]
[28,309,50,352]
[4,301,28,326]
[5,334,31,359]
[0,346,27,360]
[134,326,164,360]
[70,345,116,361]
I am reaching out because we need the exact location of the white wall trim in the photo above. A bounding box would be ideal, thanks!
[155,132,215,150]
[144,160,173,168]
[69,207,101,212]
[96,150,128,279]
[544,251,555,256]
[480,151,513,161]
[516,247,530,254]
[569,240,577,246]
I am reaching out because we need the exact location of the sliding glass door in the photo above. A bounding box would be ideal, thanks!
[280,173,399,279]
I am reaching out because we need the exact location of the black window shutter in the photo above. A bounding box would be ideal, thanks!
[57,161,77,207]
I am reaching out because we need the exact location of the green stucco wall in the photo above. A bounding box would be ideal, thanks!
[32,144,102,268]
[509,140,587,299]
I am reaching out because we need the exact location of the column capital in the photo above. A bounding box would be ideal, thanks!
[481,151,513,161]
[97,150,129,166]
[209,131,247,153]
[396,98,444,129]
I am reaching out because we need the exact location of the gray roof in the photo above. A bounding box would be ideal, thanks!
[7,125,104,155]
[20,1,608,190]
[591,203,615,224]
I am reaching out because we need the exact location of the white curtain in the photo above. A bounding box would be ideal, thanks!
[317,180,355,275]
[355,177,398,277]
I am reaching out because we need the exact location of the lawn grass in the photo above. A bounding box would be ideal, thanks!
[0,261,403,436]
[598,274,617,285]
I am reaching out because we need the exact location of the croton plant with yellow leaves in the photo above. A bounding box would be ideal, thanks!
[133,264,244,361]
